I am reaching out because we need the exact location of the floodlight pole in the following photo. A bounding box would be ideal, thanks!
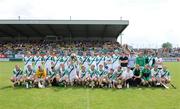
[18,16,21,21]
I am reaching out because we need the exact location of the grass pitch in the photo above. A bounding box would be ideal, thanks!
[0,62,180,109]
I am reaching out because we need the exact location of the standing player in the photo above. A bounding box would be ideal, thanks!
[104,53,113,72]
[112,51,120,71]
[88,52,97,69]
[128,52,136,70]
[33,52,43,71]
[96,52,105,70]
[79,51,89,71]
[119,52,128,71]
[23,52,33,71]
[136,52,145,69]
[68,53,78,86]
[44,51,54,72]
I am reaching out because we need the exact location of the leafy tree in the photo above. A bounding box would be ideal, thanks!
[162,42,172,49]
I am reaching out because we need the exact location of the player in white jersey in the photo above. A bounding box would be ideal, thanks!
[33,52,43,71]
[54,54,62,70]
[112,51,120,71]
[77,65,88,86]
[104,53,113,72]
[96,52,105,70]
[43,51,54,72]
[151,65,161,86]
[79,52,89,70]
[24,65,35,88]
[68,53,78,85]
[63,51,70,69]
[23,52,33,71]
[10,65,24,87]
[88,52,97,69]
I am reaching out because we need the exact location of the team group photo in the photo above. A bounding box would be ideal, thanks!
[0,0,180,109]
[11,49,172,89]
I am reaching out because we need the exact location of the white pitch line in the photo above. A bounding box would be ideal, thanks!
[86,88,90,109]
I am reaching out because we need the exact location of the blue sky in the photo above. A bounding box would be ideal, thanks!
[0,0,179,48]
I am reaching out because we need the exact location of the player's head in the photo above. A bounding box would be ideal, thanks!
[83,51,86,56]
[15,65,20,70]
[90,51,94,56]
[60,64,64,69]
[99,64,103,69]
[36,51,40,56]
[38,65,43,71]
[81,66,86,71]
[117,66,122,70]
[47,51,50,55]
[90,65,95,70]
[26,51,31,56]
[110,68,114,73]
[135,64,140,69]
[138,51,143,57]
[27,65,32,70]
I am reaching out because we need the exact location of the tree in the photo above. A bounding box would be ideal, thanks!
[161,42,173,56]
[162,42,172,49]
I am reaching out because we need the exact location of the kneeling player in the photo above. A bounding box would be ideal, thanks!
[141,64,152,87]
[10,65,24,87]
[87,65,98,88]
[34,66,46,88]
[116,66,123,89]
[46,65,60,87]
[122,66,134,88]
[59,64,70,87]
[132,64,142,87]
[97,64,108,88]
[24,65,35,88]
[151,65,161,86]
[107,68,117,88]
[159,65,171,89]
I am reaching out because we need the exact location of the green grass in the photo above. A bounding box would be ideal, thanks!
[0,62,180,109]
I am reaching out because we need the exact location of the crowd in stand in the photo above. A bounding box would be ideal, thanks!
[9,41,172,89]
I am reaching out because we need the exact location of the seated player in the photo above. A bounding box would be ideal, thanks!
[151,65,161,86]
[141,64,152,87]
[132,64,142,87]
[24,65,35,88]
[122,66,134,88]
[107,68,117,88]
[34,65,47,88]
[160,65,171,84]
[10,65,24,87]
[87,65,98,88]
